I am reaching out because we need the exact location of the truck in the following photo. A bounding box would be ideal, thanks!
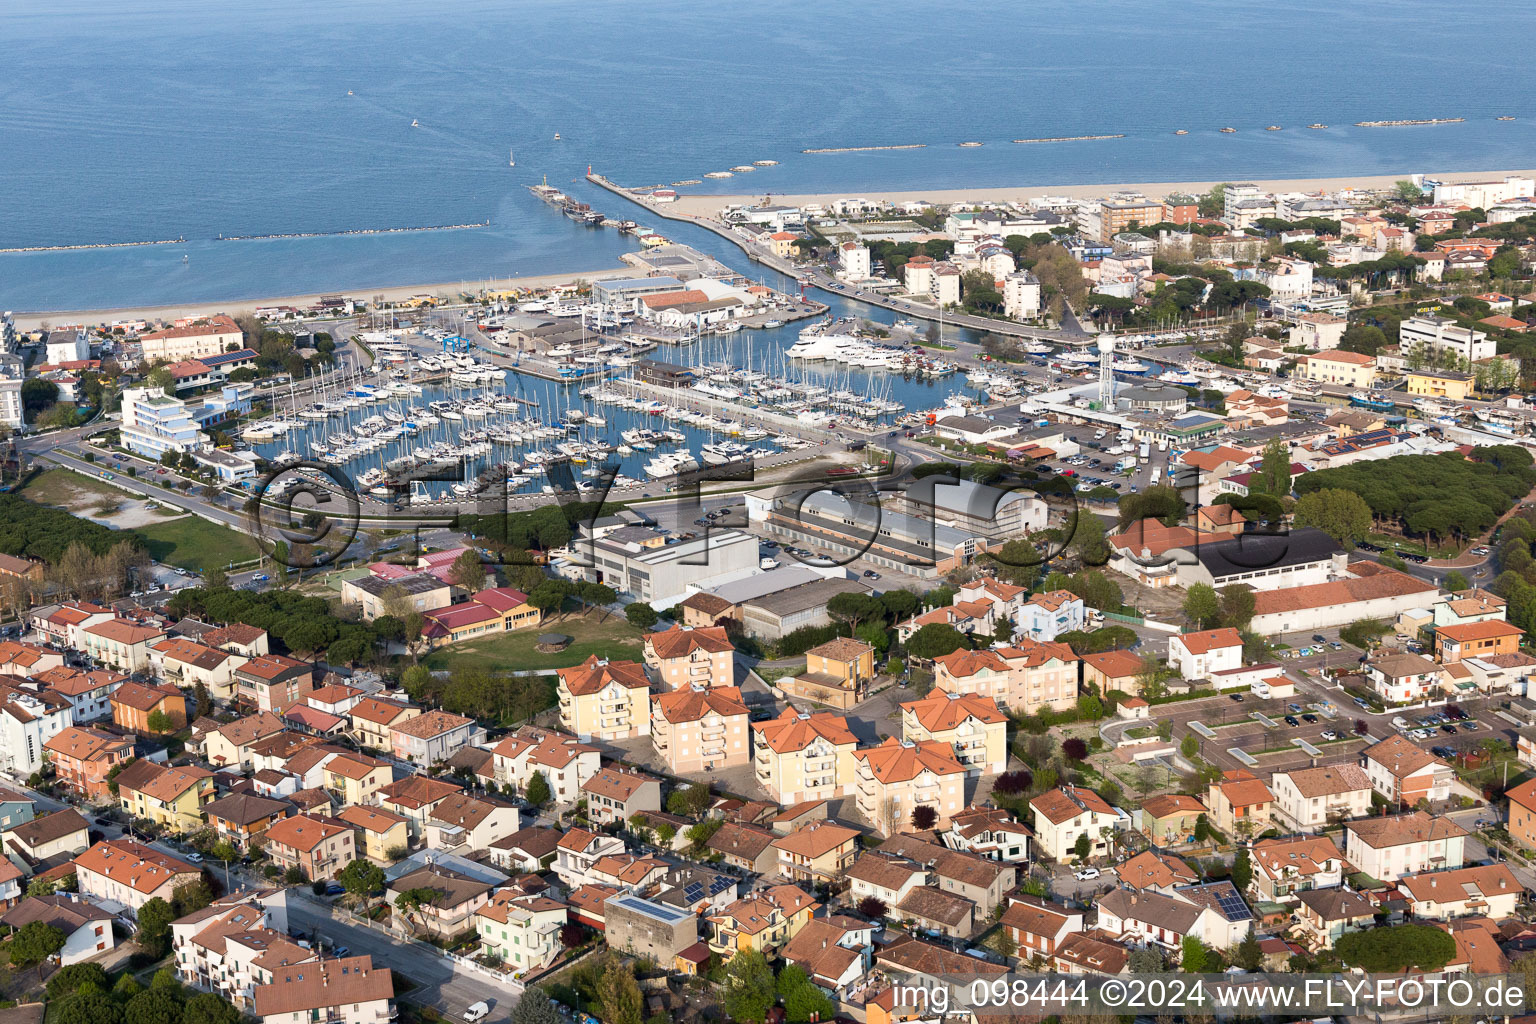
[1139,442,1150,459]
[1150,467,1161,485]
[1115,456,1138,472]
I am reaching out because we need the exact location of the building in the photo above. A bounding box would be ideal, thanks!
[487,726,601,805]
[152,638,245,700]
[899,689,1007,776]
[707,822,778,874]
[424,793,521,854]
[235,655,314,714]
[115,760,215,833]
[73,839,200,913]
[138,315,244,361]
[262,814,355,881]
[2,809,88,875]
[204,712,286,770]
[1344,812,1467,881]
[939,807,1031,863]
[251,955,394,1024]
[1015,589,1087,642]
[853,737,967,834]
[1136,795,1207,846]
[1399,864,1521,921]
[420,587,542,646]
[558,527,758,606]
[1400,315,1495,365]
[891,476,1050,544]
[204,793,292,852]
[0,894,114,964]
[1270,763,1372,831]
[1176,528,1344,593]
[349,698,420,752]
[1294,887,1376,950]
[1094,888,1210,952]
[1297,350,1379,388]
[650,684,750,774]
[1436,620,1523,664]
[340,574,454,622]
[44,727,133,802]
[581,767,662,827]
[770,820,859,885]
[1250,562,1439,634]
[335,805,409,864]
[1117,850,1198,893]
[1003,271,1042,319]
[385,864,494,939]
[1029,786,1120,863]
[79,619,165,673]
[378,776,464,840]
[44,328,89,365]
[1405,369,1476,400]
[705,884,818,961]
[174,900,319,1013]
[390,709,475,765]
[475,890,567,975]
[110,680,186,732]
[557,656,651,741]
[1361,735,1453,806]
[999,894,1082,958]
[1167,627,1243,680]
[781,914,875,998]
[1288,312,1347,351]
[933,641,1080,715]
[1205,770,1273,838]
[119,387,208,458]
[752,709,858,804]
[643,624,735,690]
[779,637,876,710]
[1249,835,1349,902]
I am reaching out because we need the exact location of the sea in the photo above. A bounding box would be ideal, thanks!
[6,0,1536,313]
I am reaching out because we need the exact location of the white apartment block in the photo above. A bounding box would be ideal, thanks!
[1399,315,1495,366]
[1004,271,1042,319]
[837,242,871,281]
[120,387,207,459]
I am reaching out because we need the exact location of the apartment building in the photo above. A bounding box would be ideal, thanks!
[487,726,601,804]
[79,618,165,673]
[770,820,860,885]
[651,684,750,774]
[1361,735,1453,806]
[579,767,662,827]
[899,689,1007,776]
[0,685,75,777]
[1399,315,1495,365]
[110,680,187,733]
[115,760,216,833]
[335,805,409,864]
[74,839,200,913]
[139,315,244,361]
[1344,811,1467,881]
[349,698,421,751]
[933,640,1079,715]
[262,814,356,881]
[752,709,859,804]
[1297,350,1379,388]
[854,738,968,835]
[706,884,820,961]
[235,655,313,713]
[557,656,652,741]
[1206,769,1274,837]
[251,955,394,1024]
[643,624,735,689]
[475,890,567,975]
[173,897,312,1009]
[1249,836,1349,902]
[203,793,292,852]
[779,637,877,711]
[1270,763,1372,830]
[151,637,246,700]
[390,709,475,765]
[44,727,133,802]
[119,387,208,458]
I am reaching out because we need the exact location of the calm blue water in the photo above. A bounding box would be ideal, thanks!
[5,0,1536,310]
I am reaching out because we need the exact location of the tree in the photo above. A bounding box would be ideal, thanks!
[11,920,66,979]
[1219,585,1256,631]
[857,895,888,919]
[1182,583,1221,629]
[146,709,173,734]
[337,858,385,905]
[779,966,836,1024]
[666,783,713,818]
[1127,948,1166,974]
[905,622,971,660]
[1443,569,1470,592]
[1073,832,1091,861]
[447,549,487,592]
[510,990,561,1024]
[51,992,122,1024]
[1181,934,1209,972]
[182,994,240,1024]
[721,949,776,1023]
[1235,930,1263,971]
[624,602,657,629]
[1062,737,1088,761]
[1334,923,1456,971]
[1256,438,1291,496]
[988,537,1043,589]
[125,987,185,1024]
[172,879,213,915]
[911,804,939,830]
[596,957,644,1024]
[1180,733,1200,759]
[136,896,176,958]
[1077,693,1104,720]
[147,366,177,398]
[1353,718,1370,736]
[827,591,884,633]
[1070,510,1110,565]
[525,770,551,807]
[1193,814,1211,843]
[1292,488,1373,548]
[1231,848,1252,891]
[559,922,587,949]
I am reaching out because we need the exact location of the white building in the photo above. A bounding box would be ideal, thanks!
[138,315,244,362]
[1399,315,1495,366]
[931,263,962,307]
[44,329,90,366]
[1269,763,1372,831]
[1431,175,1535,209]
[1028,786,1121,863]
[1343,812,1466,882]
[120,387,207,459]
[1166,627,1243,680]
[0,687,75,776]
[837,242,871,281]
[0,377,23,429]
[1004,271,1042,319]
[1256,258,1314,303]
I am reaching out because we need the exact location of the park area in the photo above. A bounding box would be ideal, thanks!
[423,607,644,674]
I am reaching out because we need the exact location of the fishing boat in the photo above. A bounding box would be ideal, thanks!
[1350,392,1396,412]
[1308,123,1328,129]
[1173,129,1188,135]
[1220,127,1237,133]
[1498,116,1516,121]
[553,132,561,140]
[1265,125,1282,131]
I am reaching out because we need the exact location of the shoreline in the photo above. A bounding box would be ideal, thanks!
[8,267,637,331]
[655,166,1536,218]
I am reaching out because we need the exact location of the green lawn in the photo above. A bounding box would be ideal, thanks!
[135,515,263,571]
[423,608,645,673]
[18,466,130,506]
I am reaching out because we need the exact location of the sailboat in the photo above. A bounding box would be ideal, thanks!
[411,119,420,127]
[509,149,515,167]
[553,132,561,140]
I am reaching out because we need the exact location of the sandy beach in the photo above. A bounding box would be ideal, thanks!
[9,266,637,332]
[660,167,1536,218]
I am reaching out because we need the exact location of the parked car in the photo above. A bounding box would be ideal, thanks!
[1229,693,1244,702]
[1302,714,1318,724]
[1074,867,1100,881]
[465,1004,490,1023]
[1284,715,1301,727]
[1441,724,1458,734]
[1312,634,1328,644]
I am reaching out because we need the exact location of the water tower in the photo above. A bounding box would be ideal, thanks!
[1097,335,1116,410]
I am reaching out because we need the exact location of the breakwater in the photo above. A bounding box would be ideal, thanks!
[802,144,926,153]
[1012,134,1125,143]
[3,221,489,255]
[0,237,186,254]
[1355,118,1464,127]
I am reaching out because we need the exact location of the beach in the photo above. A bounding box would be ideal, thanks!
[659,167,1536,218]
[9,266,636,331]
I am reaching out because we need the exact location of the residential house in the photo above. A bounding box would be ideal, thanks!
[307,683,364,718]
[1437,620,1524,664]
[706,883,819,960]
[650,684,750,774]
[321,751,393,806]
[1117,850,1197,893]
[475,890,567,975]
[1137,794,1207,846]
[204,712,286,770]
[557,657,652,741]
[939,807,1032,863]
[424,793,521,853]
[846,851,928,910]
[2,809,89,876]
[878,833,1017,919]
[933,641,1080,715]
[1364,652,1443,703]
[251,955,394,1024]
[580,767,662,827]
[390,710,475,765]
[115,760,216,833]
[1168,880,1255,950]
[1249,836,1350,902]
[73,839,200,912]
[203,793,292,852]
[1295,887,1376,950]
[387,865,495,939]
[35,667,121,723]
[643,625,736,689]
[1080,649,1146,697]
[779,637,876,711]
[706,822,778,875]
[1205,769,1274,838]
[1344,811,1467,881]
[1167,628,1243,681]
[1399,864,1521,920]
[487,726,601,805]
[487,826,562,874]
[43,727,133,802]
[770,819,860,885]
[110,680,187,733]
[77,619,165,673]
[1095,888,1209,952]
[752,709,859,804]
[1029,786,1120,863]
[378,776,464,840]
[1000,893,1084,958]
[552,828,627,890]
[349,698,421,752]
[899,689,1007,776]
[894,885,976,939]
[1270,763,1373,831]
[263,814,355,881]
[151,638,245,701]
[876,934,1008,986]
[335,805,409,865]
[853,737,967,834]
[1053,929,1131,975]
[0,893,114,964]
[781,915,875,999]
[235,655,313,713]
[0,785,35,832]
[1507,777,1536,852]
[1015,590,1087,642]
[1361,735,1453,806]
